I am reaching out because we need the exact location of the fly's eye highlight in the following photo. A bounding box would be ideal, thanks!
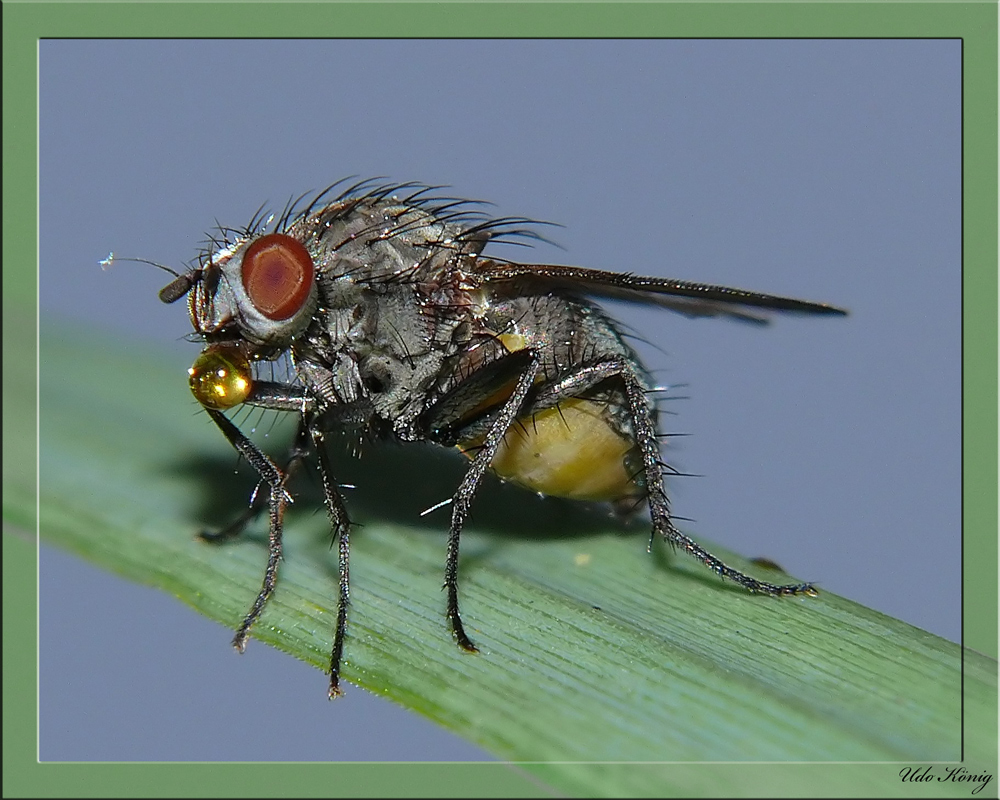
[188,344,253,410]
[241,233,315,321]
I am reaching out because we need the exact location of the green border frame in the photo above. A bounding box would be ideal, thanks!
[5,2,996,797]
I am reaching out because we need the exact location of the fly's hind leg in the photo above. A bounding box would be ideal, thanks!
[538,357,816,597]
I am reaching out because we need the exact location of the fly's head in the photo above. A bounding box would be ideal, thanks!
[161,231,319,347]
[160,231,320,411]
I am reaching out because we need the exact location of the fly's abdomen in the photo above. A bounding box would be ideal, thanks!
[460,397,644,502]
[459,294,645,502]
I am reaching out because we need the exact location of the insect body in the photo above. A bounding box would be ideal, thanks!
[159,179,846,698]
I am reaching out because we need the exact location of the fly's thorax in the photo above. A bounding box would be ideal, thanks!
[338,282,474,433]
[300,197,480,283]
[190,233,320,348]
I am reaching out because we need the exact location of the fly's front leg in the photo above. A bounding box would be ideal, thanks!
[543,358,816,597]
[204,408,294,653]
[199,380,317,543]
[446,351,542,651]
[306,423,354,699]
[208,402,354,697]
[199,412,312,544]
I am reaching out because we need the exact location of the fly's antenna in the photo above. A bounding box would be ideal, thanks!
[100,252,196,304]
[100,252,181,279]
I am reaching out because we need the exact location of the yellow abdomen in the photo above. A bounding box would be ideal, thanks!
[459,397,641,502]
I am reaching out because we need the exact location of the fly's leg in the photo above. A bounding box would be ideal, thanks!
[199,415,312,544]
[307,423,353,699]
[204,408,294,653]
[207,406,354,697]
[197,502,264,544]
[445,351,542,651]
[538,358,816,597]
[620,362,816,595]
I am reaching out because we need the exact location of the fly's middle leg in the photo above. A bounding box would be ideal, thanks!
[307,422,353,699]
[445,351,542,652]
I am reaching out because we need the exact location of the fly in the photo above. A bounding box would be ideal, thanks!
[155,178,847,698]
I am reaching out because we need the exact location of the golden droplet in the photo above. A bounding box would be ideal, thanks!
[188,345,253,410]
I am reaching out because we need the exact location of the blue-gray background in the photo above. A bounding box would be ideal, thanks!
[39,39,960,761]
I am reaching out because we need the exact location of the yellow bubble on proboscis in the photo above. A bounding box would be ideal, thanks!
[188,345,253,410]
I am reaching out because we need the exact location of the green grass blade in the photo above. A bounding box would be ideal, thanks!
[34,324,995,795]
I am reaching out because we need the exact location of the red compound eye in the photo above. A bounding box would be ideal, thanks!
[240,233,315,320]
